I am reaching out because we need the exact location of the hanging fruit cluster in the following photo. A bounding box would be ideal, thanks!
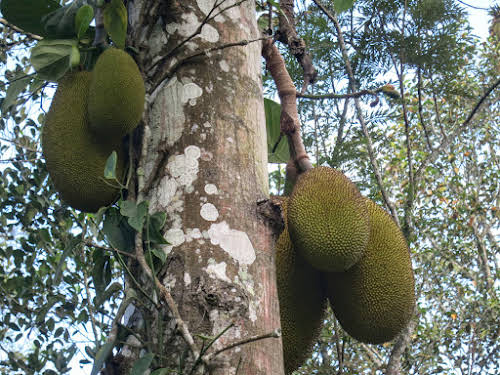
[276,166,415,374]
[42,48,145,212]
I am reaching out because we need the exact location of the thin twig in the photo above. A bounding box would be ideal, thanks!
[134,231,204,365]
[297,88,379,100]
[417,67,433,150]
[79,224,100,347]
[150,36,271,94]
[414,77,500,183]
[0,18,42,40]
[396,0,415,239]
[84,241,137,259]
[149,0,249,88]
[312,0,401,227]
[205,329,281,360]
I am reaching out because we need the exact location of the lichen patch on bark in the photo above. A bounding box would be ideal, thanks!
[207,221,257,265]
[200,203,219,221]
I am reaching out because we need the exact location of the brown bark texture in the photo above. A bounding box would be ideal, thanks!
[114,1,284,374]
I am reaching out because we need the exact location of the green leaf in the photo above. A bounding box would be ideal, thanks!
[30,39,80,82]
[102,207,135,253]
[1,75,33,114]
[151,248,166,264]
[92,248,110,296]
[0,0,60,37]
[53,236,80,286]
[130,353,154,375]
[147,212,169,244]
[104,151,118,180]
[264,98,289,163]
[119,200,139,217]
[42,0,88,39]
[94,282,122,309]
[103,0,128,49]
[119,200,148,232]
[151,369,170,375]
[91,341,115,375]
[334,0,356,14]
[75,5,94,40]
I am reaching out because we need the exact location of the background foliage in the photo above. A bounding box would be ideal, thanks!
[1,0,499,374]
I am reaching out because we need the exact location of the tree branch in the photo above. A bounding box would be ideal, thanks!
[150,36,272,95]
[414,77,500,183]
[134,232,204,365]
[261,39,312,173]
[0,18,42,41]
[297,88,379,100]
[386,317,417,375]
[276,0,317,93]
[205,329,281,361]
[312,0,401,227]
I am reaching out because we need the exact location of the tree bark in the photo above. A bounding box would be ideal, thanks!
[114,1,284,374]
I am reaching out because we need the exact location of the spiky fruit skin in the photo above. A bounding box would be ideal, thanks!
[287,167,370,272]
[42,71,125,212]
[88,48,145,138]
[325,198,415,344]
[276,199,327,375]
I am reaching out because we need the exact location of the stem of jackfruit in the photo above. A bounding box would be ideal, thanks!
[262,39,313,174]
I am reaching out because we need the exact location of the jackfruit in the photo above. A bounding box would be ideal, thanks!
[276,198,327,374]
[42,71,125,212]
[88,48,145,139]
[287,166,370,272]
[325,198,415,344]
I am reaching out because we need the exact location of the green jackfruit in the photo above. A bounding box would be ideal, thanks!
[42,71,125,212]
[287,166,370,272]
[88,48,145,138]
[325,198,415,344]
[276,198,327,375]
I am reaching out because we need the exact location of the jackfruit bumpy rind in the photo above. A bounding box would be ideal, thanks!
[287,166,370,272]
[42,71,125,212]
[276,199,327,375]
[325,198,415,344]
[88,48,145,139]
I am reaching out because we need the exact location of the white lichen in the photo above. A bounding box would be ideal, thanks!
[207,221,256,265]
[219,60,230,72]
[204,184,218,195]
[200,203,219,222]
[182,83,203,103]
[205,259,231,282]
[165,228,185,247]
[184,272,192,286]
[201,24,220,43]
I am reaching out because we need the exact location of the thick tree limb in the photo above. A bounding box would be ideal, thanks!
[277,0,317,93]
[262,39,312,173]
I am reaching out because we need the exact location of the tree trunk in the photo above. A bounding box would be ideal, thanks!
[112,1,284,374]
